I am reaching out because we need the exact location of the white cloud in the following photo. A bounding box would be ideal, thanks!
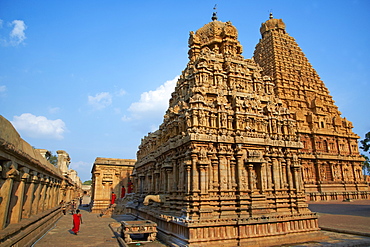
[121,115,131,122]
[70,161,89,170]
[123,76,178,133]
[48,107,60,114]
[11,113,66,140]
[10,20,27,46]
[128,76,178,119]
[0,19,27,46]
[88,92,112,110]
[0,85,6,92]
[115,89,126,96]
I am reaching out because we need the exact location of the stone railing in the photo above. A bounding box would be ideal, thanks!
[0,115,80,246]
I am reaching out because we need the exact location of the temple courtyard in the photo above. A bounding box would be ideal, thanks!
[33,199,370,247]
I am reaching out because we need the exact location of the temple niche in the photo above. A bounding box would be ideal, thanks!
[129,14,325,247]
[90,158,135,213]
[253,14,368,201]
[56,150,70,176]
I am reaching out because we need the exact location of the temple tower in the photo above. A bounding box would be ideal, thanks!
[254,14,367,201]
[131,13,323,246]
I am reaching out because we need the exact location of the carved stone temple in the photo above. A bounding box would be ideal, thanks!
[129,14,366,246]
[253,14,367,201]
[90,157,135,213]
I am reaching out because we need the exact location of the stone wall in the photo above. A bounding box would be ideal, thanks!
[0,115,81,246]
[130,14,324,246]
[90,158,135,213]
[253,14,368,201]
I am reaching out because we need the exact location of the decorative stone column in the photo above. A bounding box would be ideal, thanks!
[248,164,254,193]
[0,162,19,229]
[191,153,199,193]
[219,155,228,191]
[198,163,209,195]
[211,158,218,190]
[22,171,37,219]
[44,179,52,210]
[286,159,294,191]
[10,167,29,224]
[31,174,42,216]
[38,176,48,212]
[184,160,191,194]
[271,158,280,190]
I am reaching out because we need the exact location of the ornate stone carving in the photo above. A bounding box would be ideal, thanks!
[254,14,367,201]
[131,14,325,247]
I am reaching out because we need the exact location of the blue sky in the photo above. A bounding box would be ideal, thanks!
[1,1,369,182]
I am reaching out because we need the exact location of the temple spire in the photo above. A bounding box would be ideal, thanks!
[212,4,218,21]
[269,12,274,19]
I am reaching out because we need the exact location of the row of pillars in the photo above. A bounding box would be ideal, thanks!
[135,152,303,196]
[0,160,77,230]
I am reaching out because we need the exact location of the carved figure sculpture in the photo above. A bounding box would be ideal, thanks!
[129,12,365,247]
[143,195,163,206]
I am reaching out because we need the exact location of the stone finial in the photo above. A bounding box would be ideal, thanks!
[212,4,218,21]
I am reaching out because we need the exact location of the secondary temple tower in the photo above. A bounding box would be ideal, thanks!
[130,14,328,246]
[254,14,367,201]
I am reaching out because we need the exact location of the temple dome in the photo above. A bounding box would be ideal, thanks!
[260,13,286,36]
[188,18,242,57]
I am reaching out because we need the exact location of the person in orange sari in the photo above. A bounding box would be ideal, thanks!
[121,186,126,198]
[71,209,83,235]
[110,192,117,205]
[127,181,133,193]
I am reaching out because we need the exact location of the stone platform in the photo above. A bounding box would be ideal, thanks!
[32,200,370,246]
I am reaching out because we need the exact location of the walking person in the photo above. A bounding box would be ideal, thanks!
[71,209,83,235]
[70,201,76,214]
[110,191,116,206]
[61,202,66,215]
[121,186,126,199]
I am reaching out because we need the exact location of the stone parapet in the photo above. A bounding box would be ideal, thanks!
[0,115,81,244]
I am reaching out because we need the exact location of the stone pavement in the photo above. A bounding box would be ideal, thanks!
[32,200,370,247]
[308,199,370,236]
[33,206,122,247]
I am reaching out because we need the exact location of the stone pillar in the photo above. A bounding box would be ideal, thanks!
[31,175,42,216]
[38,176,48,212]
[265,158,272,190]
[199,163,208,195]
[22,171,37,218]
[208,161,213,191]
[211,158,219,190]
[230,157,236,190]
[166,168,173,194]
[286,159,294,191]
[260,162,266,193]
[272,158,280,190]
[54,181,61,207]
[172,162,177,192]
[236,153,243,191]
[280,158,287,189]
[154,172,160,194]
[185,161,191,194]
[49,179,57,209]
[66,185,72,202]
[219,155,228,191]
[178,161,184,192]
[191,153,199,193]
[0,162,19,229]
[248,164,254,192]
[44,180,52,210]
[51,180,58,208]
[10,167,29,224]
